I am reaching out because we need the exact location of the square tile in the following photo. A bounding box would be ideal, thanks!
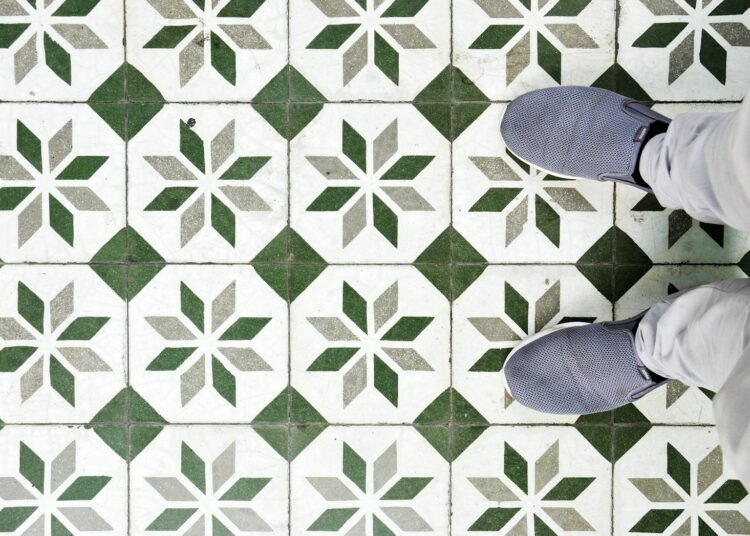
[126,0,287,101]
[290,104,450,263]
[0,0,124,100]
[129,265,288,423]
[127,104,288,262]
[0,265,126,423]
[130,425,289,535]
[453,0,616,100]
[0,104,126,262]
[0,425,128,534]
[291,266,450,424]
[615,265,748,425]
[452,426,613,535]
[614,427,750,535]
[289,0,450,101]
[453,104,614,262]
[291,426,449,536]
[452,266,613,424]
[616,103,750,264]
[618,0,750,101]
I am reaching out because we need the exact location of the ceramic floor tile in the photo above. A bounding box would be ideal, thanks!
[290,265,450,424]
[128,265,288,423]
[127,104,288,262]
[125,0,287,101]
[289,0,450,101]
[0,265,127,423]
[0,0,124,101]
[2,0,749,533]
[129,425,289,535]
[0,425,128,534]
[290,104,450,263]
[615,265,747,426]
[614,427,750,535]
[453,0,616,100]
[618,0,750,101]
[290,426,449,536]
[453,104,614,262]
[452,426,613,535]
[0,104,126,262]
[452,266,612,424]
[616,103,750,264]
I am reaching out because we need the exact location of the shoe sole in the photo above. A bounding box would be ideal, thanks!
[502,322,589,399]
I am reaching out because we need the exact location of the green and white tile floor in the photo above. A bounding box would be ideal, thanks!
[0,0,749,534]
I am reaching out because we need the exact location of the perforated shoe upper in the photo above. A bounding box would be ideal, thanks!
[500,86,668,185]
[504,316,667,415]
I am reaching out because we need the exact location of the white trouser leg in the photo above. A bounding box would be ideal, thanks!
[639,91,750,232]
[635,279,750,488]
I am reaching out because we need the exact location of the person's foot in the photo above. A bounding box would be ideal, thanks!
[504,313,669,415]
[500,86,670,193]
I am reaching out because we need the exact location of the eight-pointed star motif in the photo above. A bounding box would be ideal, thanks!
[144,280,272,407]
[469,0,599,85]
[628,443,750,534]
[306,440,434,534]
[0,119,109,248]
[305,118,435,248]
[306,280,434,408]
[0,0,107,84]
[145,441,273,534]
[468,149,595,247]
[0,441,113,533]
[0,280,111,406]
[307,0,436,85]
[141,0,271,86]
[467,440,596,533]
[632,0,750,84]
[468,280,571,408]
[143,119,272,248]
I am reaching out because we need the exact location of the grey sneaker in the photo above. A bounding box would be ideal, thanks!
[500,86,670,192]
[504,313,669,415]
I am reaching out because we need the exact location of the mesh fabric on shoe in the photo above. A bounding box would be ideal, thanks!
[504,322,652,414]
[501,86,644,180]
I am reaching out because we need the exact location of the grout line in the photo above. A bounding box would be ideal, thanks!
[448,2,455,534]
[2,421,717,427]
[285,1,293,534]
[0,99,745,105]
[122,0,132,531]
[3,261,746,267]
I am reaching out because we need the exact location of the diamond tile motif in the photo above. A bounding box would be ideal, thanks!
[1,0,749,532]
